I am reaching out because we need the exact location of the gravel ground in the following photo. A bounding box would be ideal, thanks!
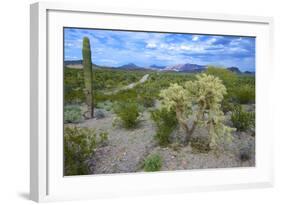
[149,131,255,171]
[77,111,157,174]
[72,106,255,175]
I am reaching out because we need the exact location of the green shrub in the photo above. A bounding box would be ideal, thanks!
[205,66,239,101]
[113,101,140,128]
[151,108,178,146]
[138,94,155,108]
[205,66,237,88]
[64,105,82,123]
[221,100,235,113]
[64,68,85,104]
[94,109,105,119]
[64,126,96,175]
[99,131,109,146]
[96,100,113,111]
[231,105,255,131]
[234,84,255,104]
[143,154,163,172]
[64,126,108,175]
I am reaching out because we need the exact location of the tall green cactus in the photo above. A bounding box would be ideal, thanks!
[82,37,94,118]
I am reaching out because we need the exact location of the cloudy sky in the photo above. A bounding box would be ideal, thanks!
[64,28,256,72]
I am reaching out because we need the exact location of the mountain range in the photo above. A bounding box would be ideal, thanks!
[163,63,206,73]
[64,60,254,74]
[118,63,143,69]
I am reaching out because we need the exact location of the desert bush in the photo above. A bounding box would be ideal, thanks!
[143,154,163,172]
[64,85,85,104]
[98,131,109,146]
[138,94,155,108]
[96,100,113,111]
[231,105,255,131]
[64,105,82,123]
[221,100,235,113]
[64,126,108,175]
[96,89,138,104]
[205,66,239,100]
[205,66,237,88]
[136,83,157,107]
[64,68,85,104]
[94,109,105,119]
[64,126,96,175]
[151,108,178,146]
[234,84,255,104]
[160,74,235,149]
[113,101,140,128]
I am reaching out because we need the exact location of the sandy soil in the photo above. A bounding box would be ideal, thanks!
[104,74,150,95]
[73,107,255,175]
[77,111,157,174]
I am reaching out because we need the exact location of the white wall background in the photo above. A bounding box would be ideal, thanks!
[0,0,280,204]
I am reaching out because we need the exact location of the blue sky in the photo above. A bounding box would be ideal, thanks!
[64,28,256,72]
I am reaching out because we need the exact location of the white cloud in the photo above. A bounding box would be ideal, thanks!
[192,35,199,41]
[64,28,255,70]
[65,55,79,60]
[206,37,217,45]
[180,45,190,50]
[146,42,157,48]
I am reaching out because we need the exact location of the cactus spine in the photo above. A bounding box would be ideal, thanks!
[82,37,94,118]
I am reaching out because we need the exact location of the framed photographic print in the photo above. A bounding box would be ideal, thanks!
[30,2,274,202]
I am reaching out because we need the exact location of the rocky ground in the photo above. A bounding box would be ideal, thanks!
[73,105,255,175]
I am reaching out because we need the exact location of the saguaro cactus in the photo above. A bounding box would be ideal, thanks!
[82,37,94,118]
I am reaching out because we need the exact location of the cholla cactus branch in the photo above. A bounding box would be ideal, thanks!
[160,73,235,149]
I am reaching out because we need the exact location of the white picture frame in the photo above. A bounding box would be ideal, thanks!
[30,1,274,202]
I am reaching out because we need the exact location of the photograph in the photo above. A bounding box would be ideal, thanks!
[63,27,256,176]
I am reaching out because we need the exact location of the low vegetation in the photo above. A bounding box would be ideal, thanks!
[64,126,108,175]
[231,104,255,131]
[234,84,255,104]
[143,154,163,172]
[64,64,255,174]
[113,101,141,128]
[150,108,178,147]
[64,105,82,123]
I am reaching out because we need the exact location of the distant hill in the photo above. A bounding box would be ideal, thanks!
[64,60,254,74]
[150,64,166,69]
[64,60,83,69]
[244,71,255,75]
[226,67,254,75]
[227,67,241,74]
[164,63,206,73]
[64,60,101,69]
[64,60,83,65]
[118,63,142,69]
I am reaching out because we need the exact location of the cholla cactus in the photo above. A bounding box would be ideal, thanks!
[160,74,235,149]
[82,37,94,118]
